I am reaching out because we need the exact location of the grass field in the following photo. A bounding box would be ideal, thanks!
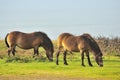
[0,54,119,80]
[0,40,120,80]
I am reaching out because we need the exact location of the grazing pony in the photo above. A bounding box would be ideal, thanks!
[5,31,54,61]
[56,33,103,67]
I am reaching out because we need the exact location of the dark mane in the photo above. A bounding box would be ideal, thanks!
[34,31,48,37]
[37,31,54,53]
[38,31,47,35]
[82,33,102,55]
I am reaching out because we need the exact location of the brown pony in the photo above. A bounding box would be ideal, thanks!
[56,33,103,67]
[5,31,54,61]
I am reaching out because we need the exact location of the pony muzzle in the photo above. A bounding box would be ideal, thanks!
[49,58,53,61]
[99,62,103,67]
[48,56,53,61]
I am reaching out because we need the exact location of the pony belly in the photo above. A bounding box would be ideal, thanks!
[17,44,33,49]
[62,43,79,52]
[66,47,80,52]
[70,48,80,52]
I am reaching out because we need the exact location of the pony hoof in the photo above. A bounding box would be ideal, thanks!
[64,63,68,65]
[89,64,93,67]
[56,61,59,65]
[56,62,59,65]
[81,64,85,67]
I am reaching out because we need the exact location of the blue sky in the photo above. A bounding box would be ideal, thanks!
[0,0,120,39]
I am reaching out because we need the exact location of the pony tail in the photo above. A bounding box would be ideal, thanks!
[5,33,9,48]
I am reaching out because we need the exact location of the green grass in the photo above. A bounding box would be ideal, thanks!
[0,40,120,80]
[0,55,119,80]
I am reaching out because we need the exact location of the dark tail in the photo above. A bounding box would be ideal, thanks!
[5,33,9,48]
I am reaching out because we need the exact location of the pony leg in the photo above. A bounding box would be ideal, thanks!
[86,51,93,67]
[11,47,16,56]
[81,51,85,67]
[63,51,68,65]
[8,48,11,57]
[33,49,36,58]
[33,47,39,58]
[8,46,16,57]
[12,50,15,56]
[56,51,60,65]
[36,48,39,56]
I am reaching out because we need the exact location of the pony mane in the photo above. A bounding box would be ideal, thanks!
[82,33,93,40]
[33,31,48,37]
[37,31,47,35]
[82,33,102,56]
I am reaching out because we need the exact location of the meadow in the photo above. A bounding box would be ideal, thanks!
[0,40,120,80]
